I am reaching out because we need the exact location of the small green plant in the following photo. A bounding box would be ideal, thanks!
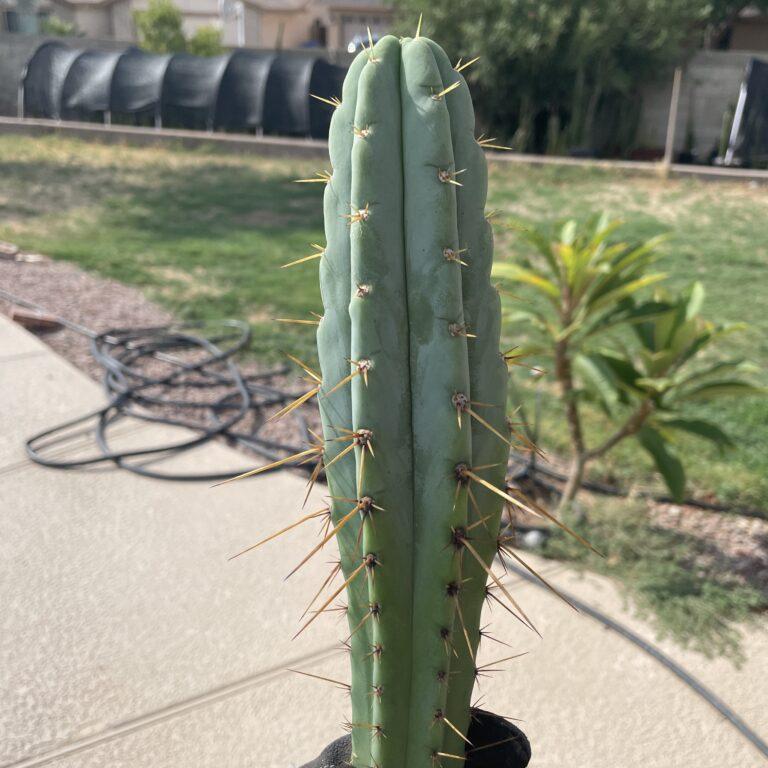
[133,0,186,54]
[188,25,225,57]
[493,214,762,509]
[40,15,78,36]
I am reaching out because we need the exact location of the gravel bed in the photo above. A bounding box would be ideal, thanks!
[0,258,174,378]
[651,503,768,596]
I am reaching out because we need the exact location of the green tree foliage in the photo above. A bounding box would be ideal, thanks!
[493,214,763,506]
[41,15,78,36]
[133,0,187,54]
[395,1,710,153]
[188,25,225,56]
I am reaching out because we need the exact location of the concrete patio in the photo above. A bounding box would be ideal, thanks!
[1,314,766,768]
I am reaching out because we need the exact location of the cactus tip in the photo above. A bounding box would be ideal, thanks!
[211,443,322,487]
[344,203,371,225]
[477,134,512,151]
[281,243,325,269]
[448,322,476,339]
[364,27,379,62]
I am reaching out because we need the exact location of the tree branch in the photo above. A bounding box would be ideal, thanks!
[585,399,653,462]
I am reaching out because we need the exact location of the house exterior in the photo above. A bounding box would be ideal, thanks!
[724,7,768,51]
[0,0,393,51]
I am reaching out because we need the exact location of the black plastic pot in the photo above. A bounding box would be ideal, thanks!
[299,709,531,768]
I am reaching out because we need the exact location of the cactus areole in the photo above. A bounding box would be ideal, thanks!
[312,33,517,767]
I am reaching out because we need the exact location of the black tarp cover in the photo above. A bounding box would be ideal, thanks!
[725,58,768,168]
[60,49,127,121]
[22,42,346,137]
[309,58,345,138]
[214,50,275,132]
[22,41,83,119]
[262,53,344,138]
[160,53,230,130]
[110,49,172,119]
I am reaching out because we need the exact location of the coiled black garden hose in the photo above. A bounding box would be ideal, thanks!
[0,288,315,481]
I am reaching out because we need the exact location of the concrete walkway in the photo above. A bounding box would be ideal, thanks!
[1,314,766,768]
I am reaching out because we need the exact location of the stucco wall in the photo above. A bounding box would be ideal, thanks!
[110,1,135,41]
[71,6,113,37]
[258,11,312,48]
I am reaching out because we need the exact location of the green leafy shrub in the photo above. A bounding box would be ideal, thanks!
[494,214,763,508]
[133,0,187,54]
[41,15,78,36]
[188,25,224,57]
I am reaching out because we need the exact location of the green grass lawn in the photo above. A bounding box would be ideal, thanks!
[2,135,766,511]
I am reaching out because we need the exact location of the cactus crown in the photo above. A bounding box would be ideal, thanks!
[314,32,513,768]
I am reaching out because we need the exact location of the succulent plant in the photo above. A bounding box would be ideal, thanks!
[230,27,580,768]
[314,31,513,767]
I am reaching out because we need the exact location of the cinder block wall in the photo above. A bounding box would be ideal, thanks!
[637,50,765,158]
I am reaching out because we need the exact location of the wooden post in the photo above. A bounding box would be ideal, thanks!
[662,66,683,176]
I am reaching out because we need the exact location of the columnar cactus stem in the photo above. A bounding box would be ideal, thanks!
[316,34,509,768]
[423,39,510,759]
[350,36,415,767]
[318,50,375,766]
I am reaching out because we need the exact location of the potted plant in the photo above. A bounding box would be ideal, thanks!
[235,29,585,768]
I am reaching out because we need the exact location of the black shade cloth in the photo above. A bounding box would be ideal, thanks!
[22,42,82,119]
[263,53,345,138]
[160,53,230,130]
[725,58,768,168]
[60,49,127,121]
[214,50,275,132]
[21,42,346,137]
[110,48,172,120]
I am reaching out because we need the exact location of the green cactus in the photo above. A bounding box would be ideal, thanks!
[224,27,591,766]
[314,33,512,768]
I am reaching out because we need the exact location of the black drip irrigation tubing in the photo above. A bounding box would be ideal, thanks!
[504,561,768,760]
[1,290,314,482]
